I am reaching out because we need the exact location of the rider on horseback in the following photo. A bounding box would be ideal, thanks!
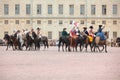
[36,27,42,39]
[96,25,106,40]
[83,27,89,41]
[88,26,95,43]
[62,28,68,37]
[70,27,77,39]
[17,30,23,50]
[75,27,81,37]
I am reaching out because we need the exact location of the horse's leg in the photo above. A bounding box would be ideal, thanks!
[62,43,64,52]
[6,44,8,50]
[68,45,71,52]
[97,46,101,52]
[105,44,107,53]
[90,44,93,52]
[65,44,67,52]
[11,44,15,50]
[85,44,88,52]
[93,44,96,52]
[80,44,83,52]
[100,45,104,52]
[58,40,61,52]
[75,43,78,52]
[43,41,46,50]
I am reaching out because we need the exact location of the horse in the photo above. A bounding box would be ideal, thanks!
[75,35,84,52]
[93,31,109,53]
[3,34,19,50]
[3,34,14,50]
[10,35,19,50]
[26,32,36,50]
[36,36,49,50]
[77,32,93,52]
[58,36,71,52]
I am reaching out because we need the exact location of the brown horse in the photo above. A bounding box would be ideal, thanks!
[93,31,109,53]
[3,34,18,50]
[69,36,77,52]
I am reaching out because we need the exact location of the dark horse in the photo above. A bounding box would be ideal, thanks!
[25,32,36,50]
[36,36,49,50]
[26,32,49,50]
[3,34,18,50]
[75,35,84,52]
[58,36,71,52]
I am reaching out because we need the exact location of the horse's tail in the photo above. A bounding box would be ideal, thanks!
[46,37,49,48]
[58,37,62,47]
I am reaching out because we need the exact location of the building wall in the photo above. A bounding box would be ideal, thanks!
[0,0,120,41]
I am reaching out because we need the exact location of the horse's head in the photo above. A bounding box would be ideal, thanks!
[104,31,109,39]
[3,34,10,41]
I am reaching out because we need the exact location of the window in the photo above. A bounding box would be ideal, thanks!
[37,4,41,14]
[26,4,31,15]
[81,20,84,24]
[26,20,30,24]
[15,20,19,24]
[91,5,96,15]
[113,20,117,25]
[59,31,62,37]
[48,31,52,39]
[113,5,117,15]
[80,5,85,15]
[4,31,8,35]
[113,32,117,38]
[102,5,107,15]
[102,20,106,24]
[37,20,41,24]
[48,20,52,24]
[91,20,95,24]
[48,5,52,14]
[15,4,20,15]
[59,4,63,14]
[69,5,74,15]
[59,20,63,25]
[4,20,8,24]
[70,20,73,24]
[4,4,9,15]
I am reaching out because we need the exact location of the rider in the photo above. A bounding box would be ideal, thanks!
[88,26,95,43]
[96,25,106,40]
[36,27,42,39]
[31,28,37,40]
[17,30,23,50]
[61,28,69,43]
[83,27,89,41]
[70,26,77,38]
[62,28,68,37]
[13,29,17,38]
[75,27,81,37]
[83,27,89,36]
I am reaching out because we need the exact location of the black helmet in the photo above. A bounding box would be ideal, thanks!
[63,28,66,31]
[99,25,102,27]
[83,27,87,29]
[89,26,93,29]
[37,27,40,30]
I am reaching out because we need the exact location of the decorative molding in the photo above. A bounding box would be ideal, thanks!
[0,16,120,19]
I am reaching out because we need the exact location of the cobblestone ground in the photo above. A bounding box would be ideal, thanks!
[0,46,120,80]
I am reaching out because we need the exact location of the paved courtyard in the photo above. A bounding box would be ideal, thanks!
[0,46,120,80]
